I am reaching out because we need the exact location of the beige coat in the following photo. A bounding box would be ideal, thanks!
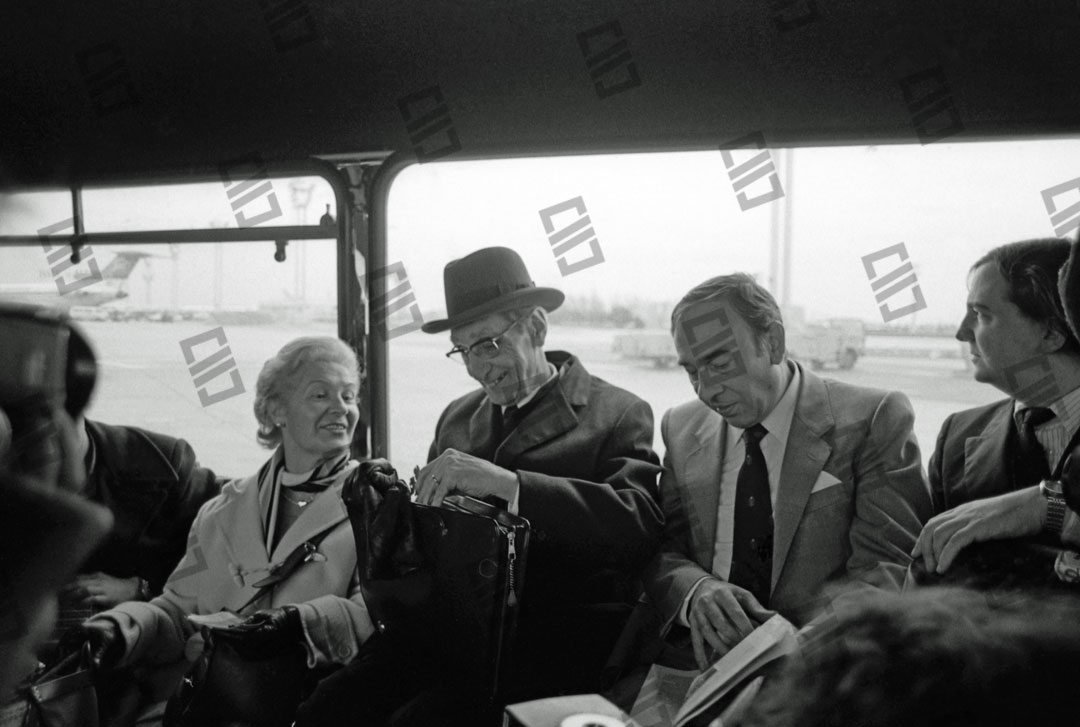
[102,466,373,668]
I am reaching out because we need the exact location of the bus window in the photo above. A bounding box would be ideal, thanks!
[0,177,341,478]
[384,139,1080,471]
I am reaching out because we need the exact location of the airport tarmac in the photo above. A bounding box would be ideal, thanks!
[80,320,1000,481]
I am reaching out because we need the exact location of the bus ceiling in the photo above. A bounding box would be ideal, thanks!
[2,3,1079,186]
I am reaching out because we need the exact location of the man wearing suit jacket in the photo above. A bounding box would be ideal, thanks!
[914,239,1080,574]
[645,273,932,669]
[62,418,219,607]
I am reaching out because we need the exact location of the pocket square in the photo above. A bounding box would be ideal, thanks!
[811,471,842,493]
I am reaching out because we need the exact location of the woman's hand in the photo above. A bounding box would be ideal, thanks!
[228,606,304,656]
[59,619,124,671]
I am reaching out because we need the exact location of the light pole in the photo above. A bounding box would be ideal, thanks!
[290,181,315,303]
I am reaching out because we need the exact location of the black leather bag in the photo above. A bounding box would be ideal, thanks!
[907,537,1080,592]
[162,622,308,727]
[0,645,98,727]
[162,526,335,727]
[343,470,530,704]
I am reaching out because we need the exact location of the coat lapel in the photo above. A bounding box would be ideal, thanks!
[211,478,272,580]
[493,358,589,467]
[771,366,832,592]
[962,402,1013,497]
[684,410,723,569]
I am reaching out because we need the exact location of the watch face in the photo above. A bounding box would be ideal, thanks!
[1043,479,1066,496]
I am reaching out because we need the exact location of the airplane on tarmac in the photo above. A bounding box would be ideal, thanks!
[0,250,154,309]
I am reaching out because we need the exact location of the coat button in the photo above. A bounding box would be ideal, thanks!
[336,646,352,660]
[748,496,756,507]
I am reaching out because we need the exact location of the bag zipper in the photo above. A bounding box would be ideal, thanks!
[506,529,518,607]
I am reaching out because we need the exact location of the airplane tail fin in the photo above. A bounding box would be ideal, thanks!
[100,251,152,280]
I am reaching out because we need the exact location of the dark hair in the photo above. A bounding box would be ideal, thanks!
[740,587,1080,727]
[973,238,1079,354]
[670,273,782,349]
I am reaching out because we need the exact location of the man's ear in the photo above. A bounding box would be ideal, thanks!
[530,308,548,347]
[766,322,786,365]
[1040,321,1069,355]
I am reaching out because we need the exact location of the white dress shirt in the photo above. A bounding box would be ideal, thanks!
[678,361,800,625]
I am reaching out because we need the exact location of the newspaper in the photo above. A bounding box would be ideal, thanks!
[629,614,797,727]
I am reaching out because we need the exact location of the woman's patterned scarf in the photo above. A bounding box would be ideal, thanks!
[256,446,358,552]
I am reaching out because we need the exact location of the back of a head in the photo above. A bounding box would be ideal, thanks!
[743,588,1080,727]
[973,238,1079,354]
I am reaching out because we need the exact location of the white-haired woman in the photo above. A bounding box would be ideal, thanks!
[64,336,376,713]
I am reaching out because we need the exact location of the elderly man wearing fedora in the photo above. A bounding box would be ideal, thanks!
[293,247,663,727]
[413,246,664,703]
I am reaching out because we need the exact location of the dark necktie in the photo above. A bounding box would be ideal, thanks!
[498,377,558,441]
[729,424,772,606]
[1014,407,1055,487]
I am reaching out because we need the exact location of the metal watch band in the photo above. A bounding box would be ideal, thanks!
[1042,481,1067,536]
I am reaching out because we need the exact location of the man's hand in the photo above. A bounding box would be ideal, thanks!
[912,487,1044,573]
[59,619,124,671]
[415,448,519,507]
[688,579,775,670]
[58,572,140,609]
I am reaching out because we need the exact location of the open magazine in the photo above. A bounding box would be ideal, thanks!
[629,614,798,727]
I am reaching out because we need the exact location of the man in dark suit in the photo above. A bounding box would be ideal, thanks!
[914,238,1080,575]
[414,246,664,702]
[640,273,932,672]
[50,419,218,628]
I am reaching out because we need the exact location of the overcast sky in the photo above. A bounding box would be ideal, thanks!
[3,138,1078,326]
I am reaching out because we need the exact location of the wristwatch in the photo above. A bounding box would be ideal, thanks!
[1040,479,1067,536]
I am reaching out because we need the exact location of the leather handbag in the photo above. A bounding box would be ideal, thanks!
[0,645,98,727]
[161,621,308,727]
[344,471,530,704]
[161,528,335,727]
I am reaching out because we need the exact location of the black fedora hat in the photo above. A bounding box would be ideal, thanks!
[421,247,564,333]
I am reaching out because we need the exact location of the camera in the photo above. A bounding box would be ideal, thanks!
[0,302,97,480]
